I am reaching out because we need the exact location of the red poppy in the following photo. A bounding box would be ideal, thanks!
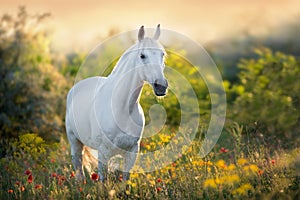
[27,174,33,183]
[258,170,264,176]
[35,184,43,189]
[51,172,57,178]
[57,175,66,185]
[78,187,83,192]
[8,189,14,193]
[220,147,229,153]
[156,178,162,183]
[271,159,276,164]
[24,169,31,175]
[91,173,99,181]
[156,187,162,192]
[172,163,176,167]
[70,171,75,178]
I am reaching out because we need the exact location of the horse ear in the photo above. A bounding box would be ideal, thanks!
[138,26,145,41]
[153,24,160,40]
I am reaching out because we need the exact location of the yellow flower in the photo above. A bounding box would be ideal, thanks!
[204,178,217,189]
[216,159,226,168]
[130,173,139,179]
[220,175,240,185]
[226,164,236,171]
[237,158,248,166]
[249,164,259,173]
[232,183,253,196]
[149,180,155,186]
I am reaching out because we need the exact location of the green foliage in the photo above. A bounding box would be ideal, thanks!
[0,7,67,144]
[229,48,300,142]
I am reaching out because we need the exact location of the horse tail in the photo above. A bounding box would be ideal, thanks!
[82,146,98,173]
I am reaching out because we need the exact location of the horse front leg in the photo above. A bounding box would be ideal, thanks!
[123,144,139,181]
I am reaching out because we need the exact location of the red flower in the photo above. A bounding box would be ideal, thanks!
[24,169,31,175]
[271,159,276,164]
[70,171,75,178]
[27,174,33,183]
[258,170,264,176]
[35,184,43,189]
[8,189,14,193]
[57,175,66,185]
[156,187,162,192]
[51,173,57,178]
[15,181,21,186]
[172,163,176,167]
[220,147,229,153]
[156,178,162,183]
[118,174,123,182]
[91,173,99,181]
[78,187,83,192]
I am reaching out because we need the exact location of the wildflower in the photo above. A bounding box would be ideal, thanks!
[232,183,253,196]
[237,158,247,166]
[50,158,56,163]
[127,180,137,188]
[249,164,259,173]
[8,189,14,193]
[20,186,25,192]
[156,187,162,192]
[156,178,162,183]
[70,171,75,178]
[172,162,176,167]
[130,173,139,179]
[220,147,229,153]
[118,174,123,182]
[271,159,276,164]
[91,173,99,181]
[15,181,21,186]
[220,175,240,185]
[216,159,226,169]
[204,178,217,188]
[78,187,83,192]
[258,170,264,176]
[51,172,57,178]
[149,180,156,186]
[226,164,236,171]
[57,175,66,185]
[24,169,31,175]
[35,184,43,189]
[27,174,33,183]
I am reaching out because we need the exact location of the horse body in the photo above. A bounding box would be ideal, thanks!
[65,25,168,181]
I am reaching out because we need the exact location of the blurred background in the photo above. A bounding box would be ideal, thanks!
[1,0,300,150]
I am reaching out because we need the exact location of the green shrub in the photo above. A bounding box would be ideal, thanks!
[230,48,300,143]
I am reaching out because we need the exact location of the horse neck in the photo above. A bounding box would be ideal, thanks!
[108,53,144,111]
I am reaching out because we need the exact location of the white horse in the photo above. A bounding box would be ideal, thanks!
[65,25,168,181]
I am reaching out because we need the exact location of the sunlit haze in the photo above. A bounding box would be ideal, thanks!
[1,0,300,52]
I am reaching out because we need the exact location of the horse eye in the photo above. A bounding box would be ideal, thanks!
[140,53,146,59]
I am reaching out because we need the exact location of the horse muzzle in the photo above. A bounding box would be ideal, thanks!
[153,78,168,96]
